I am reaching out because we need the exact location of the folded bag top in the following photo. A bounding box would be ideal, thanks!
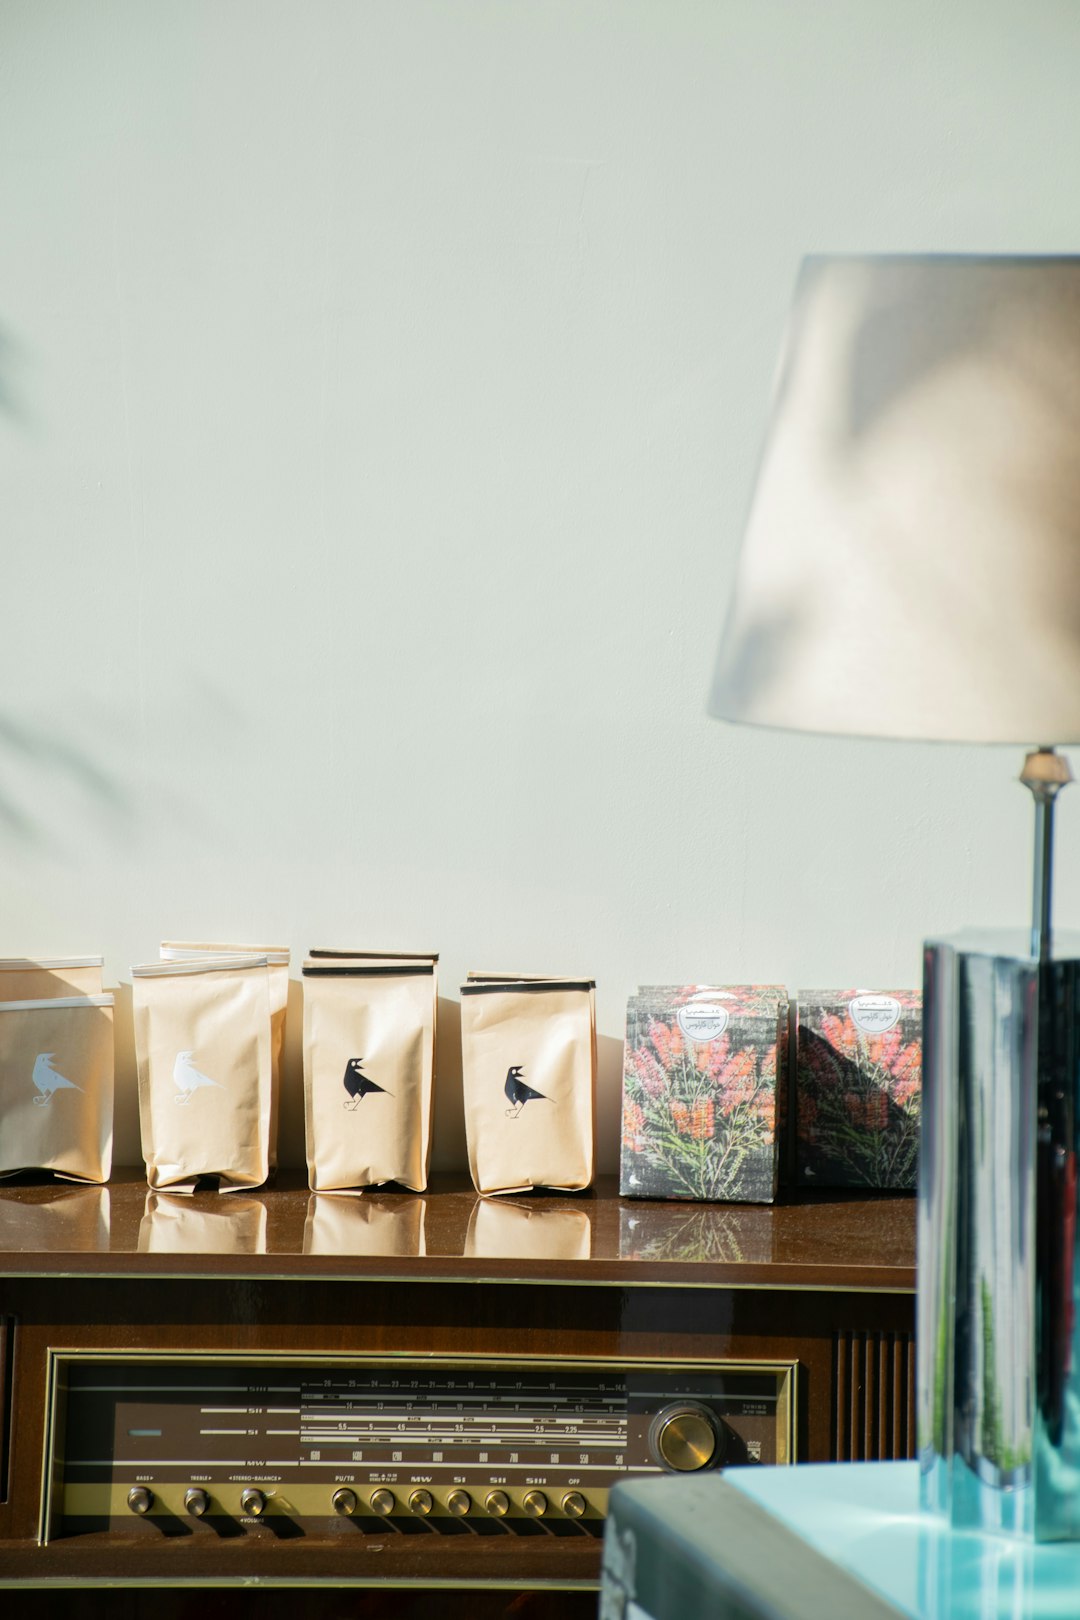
[0,956,104,999]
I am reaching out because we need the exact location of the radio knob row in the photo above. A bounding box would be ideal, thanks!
[128,1485,591,1518]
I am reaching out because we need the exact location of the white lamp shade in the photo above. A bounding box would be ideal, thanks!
[709,256,1080,744]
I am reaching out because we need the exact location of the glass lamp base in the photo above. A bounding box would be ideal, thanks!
[919,928,1080,1540]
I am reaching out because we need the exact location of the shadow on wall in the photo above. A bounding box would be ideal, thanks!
[0,325,131,847]
[433,996,466,1171]
[596,1032,624,1173]
[278,977,307,1170]
[0,323,26,422]
[109,982,140,1168]
[0,712,129,845]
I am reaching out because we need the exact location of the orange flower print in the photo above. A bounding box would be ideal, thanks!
[622,1100,646,1152]
[719,1049,757,1107]
[866,1027,902,1067]
[695,1033,731,1076]
[752,1087,775,1123]
[649,1020,684,1067]
[821,1012,858,1057]
[631,1047,667,1097]
[690,1099,715,1140]
[669,1100,691,1135]
[891,1043,921,1084]
[845,1091,889,1130]
[892,1076,919,1110]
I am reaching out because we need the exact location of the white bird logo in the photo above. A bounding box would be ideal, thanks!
[32,1052,83,1105]
[172,1050,223,1105]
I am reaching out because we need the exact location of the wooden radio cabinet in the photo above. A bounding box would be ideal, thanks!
[0,1172,915,1617]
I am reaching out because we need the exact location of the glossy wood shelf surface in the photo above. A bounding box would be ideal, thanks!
[0,1170,915,1291]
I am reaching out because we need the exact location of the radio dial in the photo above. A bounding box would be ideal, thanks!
[485,1490,510,1517]
[126,1486,153,1516]
[561,1491,587,1518]
[240,1487,267,1516]
[370,1488,396,1517]
[184,1488,210,1517]
[408,1489,433,1516]
[523,1489,548,1518]
[331,1488,358,1517]
[650,1403,724,1472]
[447,1488,471,1516]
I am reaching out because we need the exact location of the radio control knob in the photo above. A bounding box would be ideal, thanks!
[523,1489,548,1518]
[408,1489,434,1516]
[447,1488,472,1517]
[650,1403,723,1472]
[127,1486,154,1516]
[561,1491,587,1519]
[485,1490,510,1517]
[332,1488,358,1517]
[184,1488,210,1518]
[240,1487,267,1516]
[370,1488,396,1517]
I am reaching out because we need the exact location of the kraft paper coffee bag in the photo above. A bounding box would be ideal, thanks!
[0,956,104,1000]
[132,955,272,1192]
[160,941,289,1170]
[302,956,437,1192]
[460,977,596,1196]
[0,994,115,1183]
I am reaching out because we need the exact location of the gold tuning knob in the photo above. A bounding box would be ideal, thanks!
[331,1488,358,1516]
[239,1487,267,1516]
[369,1488,396,1516]
[650,1403,722,1472]
[447,1488,471,1517]
[485,1490,510,1517]
[561,1491,587,1519]
[184,1487,210,1518]
[409,1489,434,1516]
[126,1486,154,1516]
[523,1489,548,1518]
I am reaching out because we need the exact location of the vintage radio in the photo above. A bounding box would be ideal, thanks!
[0,1173,915,1615]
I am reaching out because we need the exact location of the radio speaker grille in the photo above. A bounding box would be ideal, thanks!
[832,1330,914,1462]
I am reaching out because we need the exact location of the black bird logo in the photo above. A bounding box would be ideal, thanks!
[504,1065,547,1118]
[342,1059,391,1111]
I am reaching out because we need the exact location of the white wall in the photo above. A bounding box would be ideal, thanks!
[3,0,1080,1172]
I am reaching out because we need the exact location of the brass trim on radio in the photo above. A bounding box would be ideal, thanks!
[39,1348,799,1547]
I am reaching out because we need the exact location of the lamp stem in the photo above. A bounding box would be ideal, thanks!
[1032,794,1054,960]
[1020,747,1074,961]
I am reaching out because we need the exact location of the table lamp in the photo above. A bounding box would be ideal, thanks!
[709,255,1080,1541]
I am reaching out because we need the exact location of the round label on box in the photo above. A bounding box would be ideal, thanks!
[677,1003,729,1042]
[849,994,901,1034]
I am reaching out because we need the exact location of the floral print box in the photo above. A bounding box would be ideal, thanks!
[796,989,921,1190]
[619,985,786,1203]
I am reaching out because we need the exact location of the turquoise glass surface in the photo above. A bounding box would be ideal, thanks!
[727,1461,1080,1618]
